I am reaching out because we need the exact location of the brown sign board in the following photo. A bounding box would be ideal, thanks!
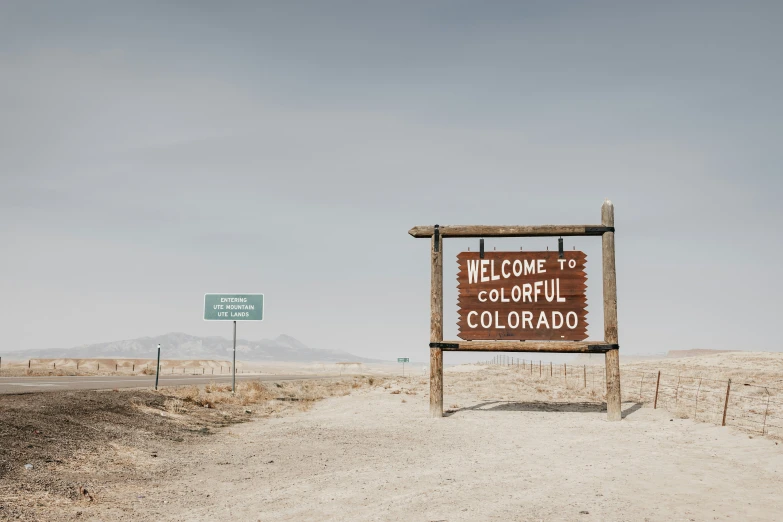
[457,251,588,341]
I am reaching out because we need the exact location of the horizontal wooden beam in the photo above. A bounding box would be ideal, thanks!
[408,225,614,239]
[429,341,618,353]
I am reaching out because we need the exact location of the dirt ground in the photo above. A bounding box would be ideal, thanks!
[0,377,380,521]
[2,360,782,521]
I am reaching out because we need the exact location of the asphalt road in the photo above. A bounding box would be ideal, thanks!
[0,374,332,394]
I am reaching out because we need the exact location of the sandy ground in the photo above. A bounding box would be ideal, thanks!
[80,368,783,522]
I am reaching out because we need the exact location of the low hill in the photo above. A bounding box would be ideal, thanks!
[665,349,737,358]
[1,332,382,363]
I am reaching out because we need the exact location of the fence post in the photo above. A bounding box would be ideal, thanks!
[550,362,552,377]
[564,363,567,387]
[694,378,702,419]
[721,379,731,426]
[762,388,770,435]
[653,371,661,409]
[675,375,681,406]
[539,360,541,377]
[639,373,645,401]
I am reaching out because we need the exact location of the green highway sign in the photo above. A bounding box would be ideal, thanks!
[204,294,264,321]
[397,358,409,363]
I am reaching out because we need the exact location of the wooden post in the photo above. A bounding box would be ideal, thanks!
[675,375,681,406]
[584,365,587,388]
[653,371,661,409]
[721,379,731,426]
[602,200,622,421]
[639,373,645,401]
[550,361,552,376]
[564,363,567,387]
[430,226,444,418]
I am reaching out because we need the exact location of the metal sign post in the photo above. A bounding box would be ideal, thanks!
[155,343,161,390]
[204,293,264,395]
[398,357,410,377]
[232,320,237,394]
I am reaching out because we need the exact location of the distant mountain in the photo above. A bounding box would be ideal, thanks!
[2,333,382,363]
[666,349,737,358]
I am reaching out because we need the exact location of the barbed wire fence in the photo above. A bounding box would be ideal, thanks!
[483,355,783,439]
[5,358,243,376]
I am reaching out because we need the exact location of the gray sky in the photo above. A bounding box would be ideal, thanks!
[1,1,781,362]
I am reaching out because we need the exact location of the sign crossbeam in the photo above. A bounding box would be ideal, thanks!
[408,224,614,238]
[429,341,618,352]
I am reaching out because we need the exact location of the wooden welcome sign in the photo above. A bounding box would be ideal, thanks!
[457,251,587,341]
[409,200,622,422]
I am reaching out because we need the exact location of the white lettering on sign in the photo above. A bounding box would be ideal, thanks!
[468,257,564,283]
[468,260,480,284]
[458,252,587,339]
[465,310,580,330]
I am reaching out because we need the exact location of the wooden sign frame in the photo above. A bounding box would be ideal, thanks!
[408,200,622,421]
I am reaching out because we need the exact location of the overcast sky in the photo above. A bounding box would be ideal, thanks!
[1,2,781,362]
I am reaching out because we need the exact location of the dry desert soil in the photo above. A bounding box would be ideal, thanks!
[2,359,782,521]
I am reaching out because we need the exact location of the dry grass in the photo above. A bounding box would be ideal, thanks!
[163,398,185,414]
[161,376,386,417]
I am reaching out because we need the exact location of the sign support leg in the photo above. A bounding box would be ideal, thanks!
[232,320,237,395]
[430,226,443,418]
[602,200,622,421]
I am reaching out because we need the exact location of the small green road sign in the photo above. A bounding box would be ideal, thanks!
[398,358,410,363]
[204,294,264,321]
